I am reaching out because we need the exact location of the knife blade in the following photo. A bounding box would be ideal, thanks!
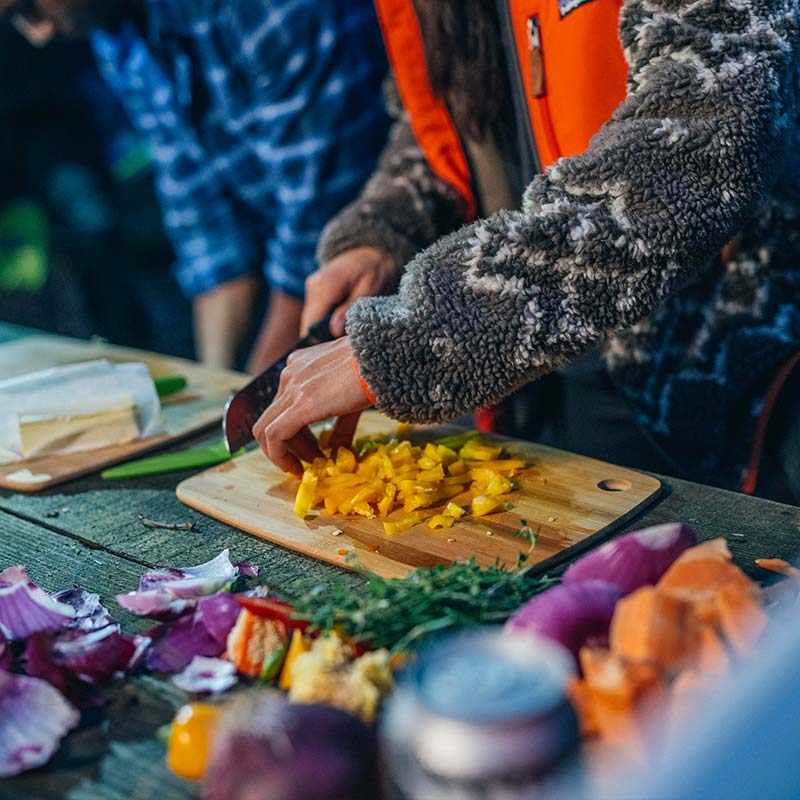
[222,315,335,453]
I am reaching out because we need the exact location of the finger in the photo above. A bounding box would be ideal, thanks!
[329,411,363,452]
[262,415,306,476]
[330,302,350,337]
[290,425,324,464]
[301,273,349,336]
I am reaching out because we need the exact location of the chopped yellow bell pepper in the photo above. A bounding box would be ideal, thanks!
[485,475,514,496]
[447,459,468,476]
[459,439,503,462]
[428,515,455,530]
[444,502,466,518]
[417,465,445,482]
[335,447,357,473]
[279,629,311,691]
[464,459,528,473]
[294,430,523,535]
[472,495,509,517]
[166,703,222,781]
[383,511,425,536]
[294,468,320,518]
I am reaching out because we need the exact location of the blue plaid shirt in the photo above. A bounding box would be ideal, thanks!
[91,0,389,298]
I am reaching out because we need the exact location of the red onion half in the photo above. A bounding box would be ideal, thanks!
[563,523,697,595]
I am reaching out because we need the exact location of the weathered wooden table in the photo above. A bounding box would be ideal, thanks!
[1,322,798,800]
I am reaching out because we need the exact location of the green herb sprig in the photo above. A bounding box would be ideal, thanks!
[283,525,555,654]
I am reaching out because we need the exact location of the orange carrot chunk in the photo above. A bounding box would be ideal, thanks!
[609,587,698,672]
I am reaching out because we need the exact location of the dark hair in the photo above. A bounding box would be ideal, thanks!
[413,0,505,139]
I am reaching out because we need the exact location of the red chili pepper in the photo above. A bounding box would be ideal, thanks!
[235,596,309,632]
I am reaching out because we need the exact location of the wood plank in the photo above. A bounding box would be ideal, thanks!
[176,412,662,579]
[0,334,247,492]
[0,486,363,595]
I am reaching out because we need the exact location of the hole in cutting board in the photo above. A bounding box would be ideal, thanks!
[597,478,632,492]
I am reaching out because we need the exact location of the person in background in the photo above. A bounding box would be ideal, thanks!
[2,0,389,371]
[255,0,800,501]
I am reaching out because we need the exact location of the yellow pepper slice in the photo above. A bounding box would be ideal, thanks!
[472,495,509,517]
[464,459,528,472]
[335,447,357,473]
[428,515,455,530]
[459,439,503,462]
[166,703,222,781]
[447,459,468,476]
[444,502,466,518]
[383,511,425,536]
[293,468,320,518]
[484,475,514,496]
[278,629,311,691]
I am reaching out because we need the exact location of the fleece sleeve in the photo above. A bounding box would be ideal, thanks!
[347,0,799,422]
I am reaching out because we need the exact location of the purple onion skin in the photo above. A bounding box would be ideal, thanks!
[0,632,10,671]
[505,580,622,660]
[204,698,381,800]
[562,523,697,596]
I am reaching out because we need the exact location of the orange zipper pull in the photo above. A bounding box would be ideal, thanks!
[527,16,546,98]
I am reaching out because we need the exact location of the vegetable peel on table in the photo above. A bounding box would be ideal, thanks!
[147,592,242,673]
[0,671,80,777]
[0,565,76,639]
[116,549,240,617]
[172,657,238,694]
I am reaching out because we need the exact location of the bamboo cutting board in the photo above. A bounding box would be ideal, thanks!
[0,334,247,492]
[177,412,662,578]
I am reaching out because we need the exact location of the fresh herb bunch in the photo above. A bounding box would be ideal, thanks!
[284,530,555,654]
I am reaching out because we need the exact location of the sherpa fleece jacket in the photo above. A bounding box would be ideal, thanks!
[319,0,800,489]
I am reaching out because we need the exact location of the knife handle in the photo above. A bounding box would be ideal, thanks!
[306,314,336,346]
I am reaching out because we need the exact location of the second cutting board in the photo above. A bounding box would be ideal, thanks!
[176,412,662,579]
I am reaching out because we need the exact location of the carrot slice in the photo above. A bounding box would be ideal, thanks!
[755,558,800,580]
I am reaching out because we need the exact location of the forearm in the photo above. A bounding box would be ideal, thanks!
[348,0,798,422]
[246,290,303,374]
[193,275,259,368]
[317,113,467,268]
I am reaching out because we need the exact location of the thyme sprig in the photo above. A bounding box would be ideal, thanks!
[283,524,555,653]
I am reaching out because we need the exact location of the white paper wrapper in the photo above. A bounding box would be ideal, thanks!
[0,360,164,464]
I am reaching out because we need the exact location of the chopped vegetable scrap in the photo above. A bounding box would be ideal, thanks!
[0,565,76,639]
[291,429,529,536]
[147,593,242,673]
[172,657,238,695]
[287,635,392,724]
[0,671,80,777]
[115,549,240,617]
[520,529,772,763]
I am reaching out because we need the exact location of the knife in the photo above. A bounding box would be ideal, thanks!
[222,315,335,454]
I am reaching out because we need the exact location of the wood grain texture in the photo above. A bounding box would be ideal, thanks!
[0,334,247,492]
[177,412,662,578]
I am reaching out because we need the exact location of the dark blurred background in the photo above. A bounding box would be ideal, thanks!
[0,19,194,359]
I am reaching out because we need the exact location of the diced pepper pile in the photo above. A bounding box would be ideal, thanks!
[292,430,529,535]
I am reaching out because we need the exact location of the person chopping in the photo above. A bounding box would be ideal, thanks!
[255,0,800,499]
[1,0,390,372]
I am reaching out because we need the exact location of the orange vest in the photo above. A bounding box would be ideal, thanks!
[374,0,628,221]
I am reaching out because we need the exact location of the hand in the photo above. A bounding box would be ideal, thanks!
[252,337,373,475]
[301,247,398,337]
